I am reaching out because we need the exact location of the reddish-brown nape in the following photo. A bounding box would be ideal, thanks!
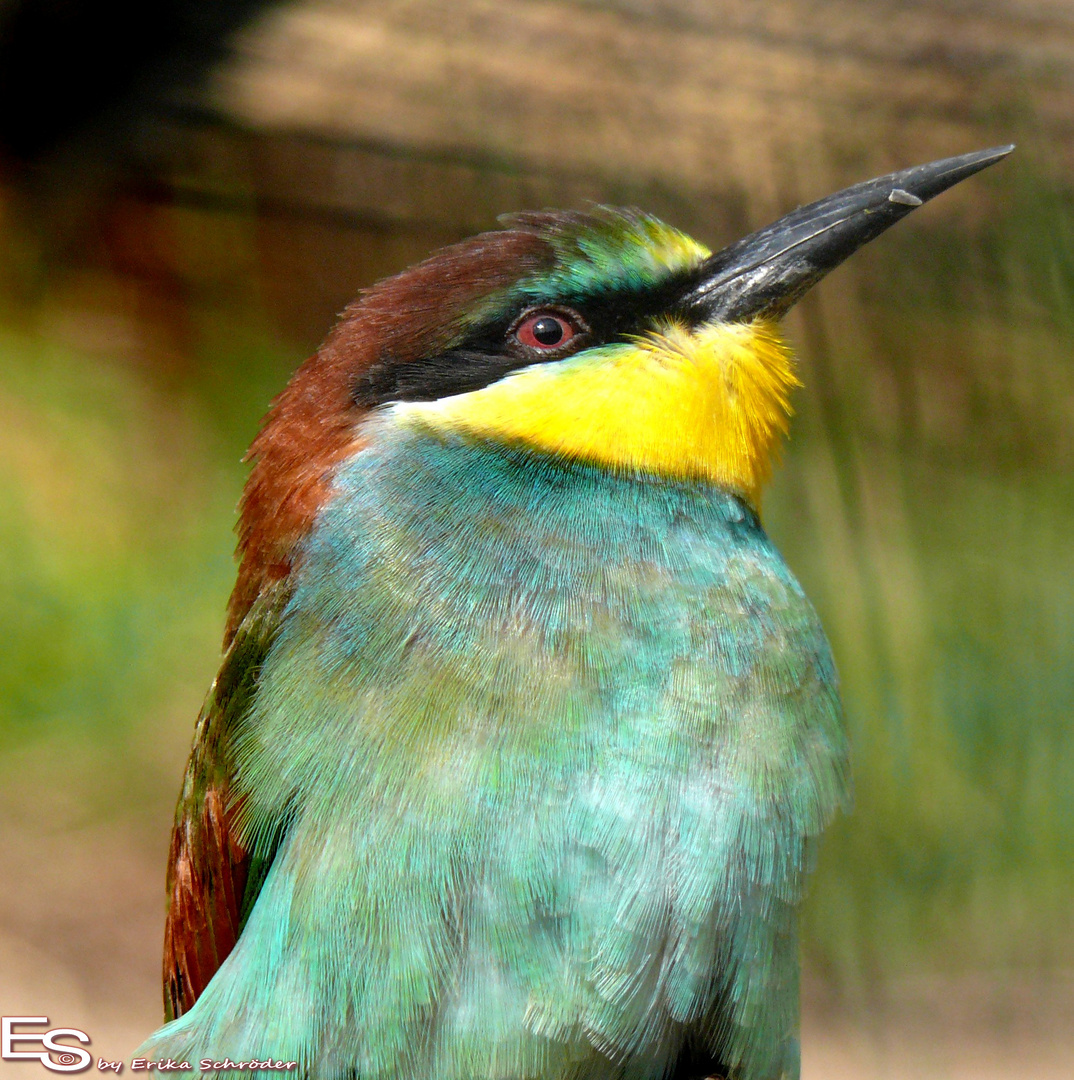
[225,228,550,643]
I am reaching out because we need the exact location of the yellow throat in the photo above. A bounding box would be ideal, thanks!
[396,319,799,509]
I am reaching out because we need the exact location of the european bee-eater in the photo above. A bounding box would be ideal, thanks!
[137,147,1011,1079]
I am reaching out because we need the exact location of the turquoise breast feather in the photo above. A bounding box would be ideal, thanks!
[141,421,848,1079]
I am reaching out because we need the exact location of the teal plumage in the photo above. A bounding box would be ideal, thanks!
[139,148,1009,1080]
[140,422,847,1079]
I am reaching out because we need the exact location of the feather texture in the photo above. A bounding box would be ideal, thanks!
[162,582,291,1019]
[140,418,849,1079]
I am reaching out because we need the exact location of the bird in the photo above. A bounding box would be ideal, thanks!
[135,146,1012,1080]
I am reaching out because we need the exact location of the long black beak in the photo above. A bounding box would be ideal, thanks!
[682,145,1014,322]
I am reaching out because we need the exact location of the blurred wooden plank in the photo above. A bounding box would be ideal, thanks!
[199,0,1071,194]
[135,109,747,236]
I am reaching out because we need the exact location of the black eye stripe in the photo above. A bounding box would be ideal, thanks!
[354,349,529,405]
[352,273,704,408]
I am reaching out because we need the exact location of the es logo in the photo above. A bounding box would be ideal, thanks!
[2,1017,92,1072]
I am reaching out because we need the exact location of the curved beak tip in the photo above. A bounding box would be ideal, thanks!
[688,144,1015,322]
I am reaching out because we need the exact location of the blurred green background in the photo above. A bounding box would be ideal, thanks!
[0,1,1072,1075]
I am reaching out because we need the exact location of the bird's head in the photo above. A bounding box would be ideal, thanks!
[229,146,1012,639]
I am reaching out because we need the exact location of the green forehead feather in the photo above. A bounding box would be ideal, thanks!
[505,206,710,300]
[448,208,709,337]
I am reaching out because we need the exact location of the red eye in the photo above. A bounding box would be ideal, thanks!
[513,310,583,351]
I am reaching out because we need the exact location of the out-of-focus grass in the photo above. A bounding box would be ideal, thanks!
[0,307,296,817]
[0,152,1072,1002]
